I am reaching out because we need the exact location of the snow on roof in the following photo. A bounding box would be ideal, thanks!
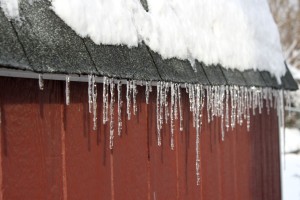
[289,65,300,81]
[1,0,286,82]
[0,0,19,20]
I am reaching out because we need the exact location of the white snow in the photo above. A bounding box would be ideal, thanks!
[281,127,300,200]
[289,65,300,81]
[1,0,287,82]
[0,0,20,20]
[50,0,286,82]
[281,127,300,153]
[283,154,300,200]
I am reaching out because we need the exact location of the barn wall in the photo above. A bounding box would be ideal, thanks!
[0,77,281,200]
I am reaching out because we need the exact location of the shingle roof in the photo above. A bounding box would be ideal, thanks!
[0,0,298,90]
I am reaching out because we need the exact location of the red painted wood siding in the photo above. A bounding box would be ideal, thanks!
[0,77,281,200]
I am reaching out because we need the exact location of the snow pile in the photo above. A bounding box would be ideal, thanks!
[282,154,300,200]
[0,0,20,20]
[289,65,300,81]
[282,128,300,153]
[1,0,287,82]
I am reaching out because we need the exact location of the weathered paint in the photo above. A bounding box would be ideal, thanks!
[0,77,281,200]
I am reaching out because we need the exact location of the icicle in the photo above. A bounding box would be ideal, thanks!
[174,84,178,120]
[252,87,257,116]
[230,86,237,129]
[225,86,229,131]
[188,84,196,127]
[237,87,243,126]
[117,81,122,136]
[195,84,203,185]
[156,82,162,146]
[263,88,270,115]
[145,81,151,104]
[164,82,169,124]
[132,80,138,115]
[159,82,165,128]
[185,83,189,93]
[92,76,97,130]
[177,84,184,132]
[38,74,44,90]
[258,88,263,114]
[126,80,132,120]
[65,75,70,105]
[211,86,215,120]
[170,83,175,150]
[269,88,273,108]
[88,75,93,113]
[206,86,211,123]
[219,86,225,140]
[246,87,251,131]
[109,79,115,149]
[285,91,292,117]
[273,89,278,109]
[277,90,286,168]
[103,77,109,124]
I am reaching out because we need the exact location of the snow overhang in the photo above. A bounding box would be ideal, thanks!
[0,0,298,91]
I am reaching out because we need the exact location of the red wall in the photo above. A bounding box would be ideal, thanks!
[0,77,281,200]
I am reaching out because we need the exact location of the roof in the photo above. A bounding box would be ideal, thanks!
[0,0,298,90]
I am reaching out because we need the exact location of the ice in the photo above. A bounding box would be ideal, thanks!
[65,75,70,105]
[92,75,97,130]
[177,84,183,131]
[145,81,151,104]
[103,77,109,124]
[225,86,229,131]
[174,84,178,120]
[31,71,292,185]
[38,74,44,90]
[206,86,211,123]
[219,86,225,140]
[126,80,132,120]
[156,81,162,146]
[117,81,122,136]
[230,86,236,129]
[285,91,292,117]
[88,75,93,113]
[109,79,115,149]
[132,80,138,115]
[246,88,251,131]
[195,84,203,185]
[164,82,169,124]
[159,82,164,128]
[170,83,175,150]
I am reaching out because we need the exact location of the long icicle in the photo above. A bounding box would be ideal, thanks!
[177,84,183,132]
[103,77,109,124]
[195,84,203,185]
[117,81,122,136]
[156,82,162,146]
[109,79,115,149]
[170,83,175,150]
[92,75,97,130]
[126,80,132,120]
[88,75,93,113]
[132,80,138,115]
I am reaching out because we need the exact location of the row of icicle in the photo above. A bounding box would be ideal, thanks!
[38,74,290,185]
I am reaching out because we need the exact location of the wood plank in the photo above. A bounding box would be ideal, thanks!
[0,78,63,200]
[113,85,149,200]
[64,82,112,200]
